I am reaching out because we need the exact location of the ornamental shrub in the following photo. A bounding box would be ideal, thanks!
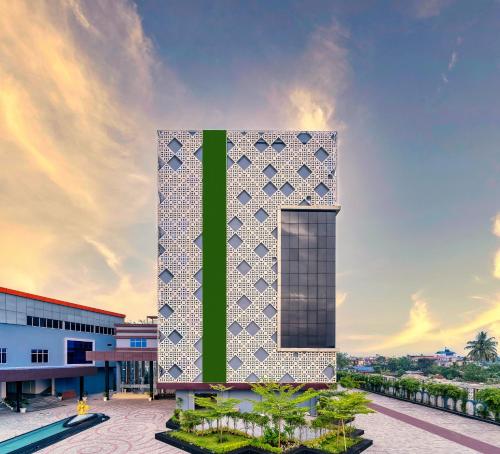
[476,388,500,421]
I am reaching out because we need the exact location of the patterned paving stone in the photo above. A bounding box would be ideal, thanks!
[0,397,184,453]
[2,392,499,453]
[356,393,500,453]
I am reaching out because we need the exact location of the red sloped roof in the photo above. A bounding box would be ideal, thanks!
[0,287,126,318]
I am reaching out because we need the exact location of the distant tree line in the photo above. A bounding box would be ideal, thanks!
[337,331,499,384]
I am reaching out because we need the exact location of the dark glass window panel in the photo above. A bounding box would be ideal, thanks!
[280,209,336,348]
[47,319,53,328]
[27,315,32,326]
[33,317,39,327]
[67,340,93,364]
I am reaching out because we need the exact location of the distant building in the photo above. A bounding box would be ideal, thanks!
[435,347,461,365]
[353,366,375,373]
[0,287,125,410]
[408,354,436,363]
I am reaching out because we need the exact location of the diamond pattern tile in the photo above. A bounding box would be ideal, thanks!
[255,139,268,151]
[159,303,173,319]
[229,321,243,335]
[168,364,183,379]
[271,139,286,152]
[298,164,312,179]
[279,373,295,383]
[168,156,182,171]
[168,330,183,345]
[315,147,329,162]
[263,164,277,179]
[168,138,182,153]
[159,269,173,285]
[315,182,330,197]
[237,155,252,170]
[254,208,268,223]
[254,278,268,293]
[254,347,269,362]
[254,243,269,258]
[297,132,312,144]
[228,234,243,249]
[246,321,261,336]
[237,190,252,205]
[263,182,277,197]
[236,296,252,310]
[237,260,251,276]
[280,182,294,196]
[229,356,243,370]
[228,216,243,231]
[263,304,277,319]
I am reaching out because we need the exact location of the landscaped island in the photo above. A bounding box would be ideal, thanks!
[155,383,374,454]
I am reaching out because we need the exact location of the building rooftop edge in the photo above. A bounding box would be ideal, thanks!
[0,286,126,319]
[157,129,338,133]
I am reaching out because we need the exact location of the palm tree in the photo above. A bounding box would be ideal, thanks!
[465,331,498,362]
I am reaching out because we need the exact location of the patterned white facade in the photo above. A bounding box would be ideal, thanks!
[158,130,337,384]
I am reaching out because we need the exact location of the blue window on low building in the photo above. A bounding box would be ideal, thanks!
[31,349,48,363]
[0,348,6,363]
[66,340,93,364]
[130,338,147,348]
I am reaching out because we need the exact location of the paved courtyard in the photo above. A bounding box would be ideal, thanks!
[356,393,500,453]
[0,396,184,454]
[1,392,499,453]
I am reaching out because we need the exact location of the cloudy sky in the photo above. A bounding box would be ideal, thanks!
[0,0,498,355]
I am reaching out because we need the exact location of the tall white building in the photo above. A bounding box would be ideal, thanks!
[157,130,339,406]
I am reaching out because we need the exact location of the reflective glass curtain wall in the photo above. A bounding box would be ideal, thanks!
[280,209,336,349]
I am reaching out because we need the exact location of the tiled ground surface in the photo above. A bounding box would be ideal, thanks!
[356,393,500,453]
[0,397,184,453]
[1,392,499,453]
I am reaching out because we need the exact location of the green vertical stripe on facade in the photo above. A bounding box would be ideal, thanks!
[202,130,227,383]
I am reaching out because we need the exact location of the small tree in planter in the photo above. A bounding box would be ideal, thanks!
[316,392,374,452]
[179,409,205,433]
[194,384,241,442]
[243,412,269,438]
[251,382,318,448]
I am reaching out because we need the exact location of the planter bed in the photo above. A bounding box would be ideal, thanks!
[165,417,180,430]
[155,430,373,454]
[363,389,500,427]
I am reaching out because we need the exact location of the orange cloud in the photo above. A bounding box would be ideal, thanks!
[0,0,162,320]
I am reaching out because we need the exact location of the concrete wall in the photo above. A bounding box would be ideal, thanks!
[175,389,317,415]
